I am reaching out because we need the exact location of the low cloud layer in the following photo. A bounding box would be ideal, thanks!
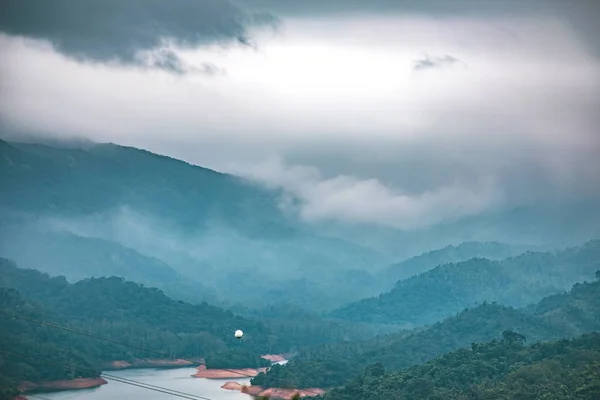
[1,3,599,230]
[225,158,502,229]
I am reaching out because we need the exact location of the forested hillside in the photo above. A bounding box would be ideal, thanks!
[0,257,270,356]
[323,332,600,400]
[0,259,394,356]
[252,276,600,390]
[332,240,600,326]
[234,303,401,350]
[0,258,402,397]
[0,288,101,400]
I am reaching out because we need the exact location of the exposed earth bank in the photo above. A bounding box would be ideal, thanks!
[191,353,289,379]
[19,377,108,393]
[192,365,267,379]
[222,382,326,399]
[260,354,288,363]
[17,354,297,398]
[195,354,324,398]
[105,358,199,370]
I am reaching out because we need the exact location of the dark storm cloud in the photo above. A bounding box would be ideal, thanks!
[0,0,277,68]
[245,0,546,16]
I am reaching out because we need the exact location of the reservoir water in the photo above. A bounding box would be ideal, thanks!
[37,368,253,400]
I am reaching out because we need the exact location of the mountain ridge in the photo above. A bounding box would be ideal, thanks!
[380,240,538,285]
[330,239,600,326]
[0,139,385,310]
[3,137,600,312]
[251,274,600,390]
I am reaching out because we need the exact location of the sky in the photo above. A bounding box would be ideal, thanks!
[1,0,599,230]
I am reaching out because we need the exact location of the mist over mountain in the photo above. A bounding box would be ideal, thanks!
[0,226,220,304]
[0,139,386,310]
[380,241,540,286]
[2,1,600,398]
[2,138,599,312]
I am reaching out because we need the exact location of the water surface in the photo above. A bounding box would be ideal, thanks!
[38,368,253,400]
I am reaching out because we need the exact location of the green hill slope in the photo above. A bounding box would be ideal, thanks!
[324,331,600,400]
[0,258,397,390]
[251,276,600,389]
[0,258,270,355]
[0,288,102,400]
[331,240,600,326]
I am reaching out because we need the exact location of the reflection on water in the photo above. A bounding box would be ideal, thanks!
[36,368,253,400]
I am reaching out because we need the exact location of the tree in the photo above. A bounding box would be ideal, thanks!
[364,363,385,378]
[595,270,600,281]
[502,330,527,345]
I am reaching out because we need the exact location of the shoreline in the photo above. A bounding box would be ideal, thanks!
[16,358,200,397]
[222,381,326,399]
[192,365,267,379]
[191,353,289,379]
[16,354,297,398]
[19,377,108,394]
[103,358,200,370]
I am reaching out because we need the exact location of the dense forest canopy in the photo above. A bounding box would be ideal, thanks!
[0,288,101,399]
[2,250,600,397]
[252,276,600,390]
[0,258,397,397]
[322,332,600,400]
[0,258,269,355]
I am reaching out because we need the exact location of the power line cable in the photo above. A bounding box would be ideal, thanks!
[26,395,54,400]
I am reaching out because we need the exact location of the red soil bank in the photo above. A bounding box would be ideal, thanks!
[19,377,108,393]
[192,365,267,379]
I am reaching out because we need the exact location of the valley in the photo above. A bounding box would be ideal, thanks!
[2,1,600,397]
[2,140,600,400]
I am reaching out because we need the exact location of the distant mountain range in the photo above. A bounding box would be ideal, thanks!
[331,240,600,326]
[379,241,541,286]
[0,139,385,310]
[2,138,600,311]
